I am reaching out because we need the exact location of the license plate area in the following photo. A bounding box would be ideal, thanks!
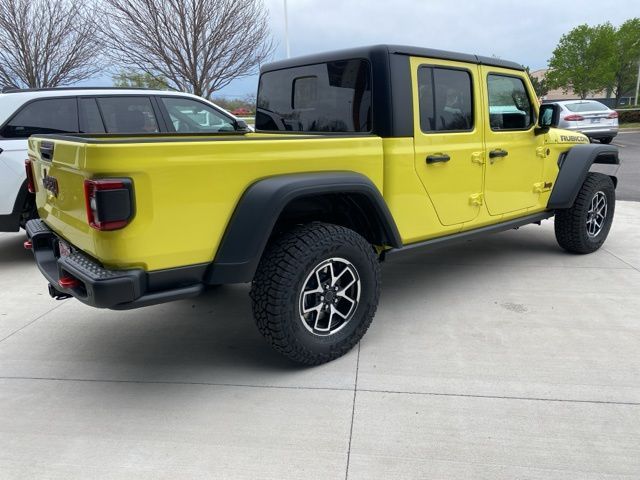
[56,239,74,259]
[591,117,601,123]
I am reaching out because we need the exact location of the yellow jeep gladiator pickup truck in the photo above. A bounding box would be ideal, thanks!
[24,45,619,364]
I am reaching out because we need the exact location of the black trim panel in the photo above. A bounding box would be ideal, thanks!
[547,144,619,209]
[261,44,524,74]
[386,212,554,259]
[0,180,31,232]
[206,172,402,284]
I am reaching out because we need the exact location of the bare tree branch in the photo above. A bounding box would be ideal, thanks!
[0,0,102,88]
[98,0,274,98]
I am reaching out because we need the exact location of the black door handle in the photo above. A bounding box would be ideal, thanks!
[426,153,451,164]
[489,149,508,159]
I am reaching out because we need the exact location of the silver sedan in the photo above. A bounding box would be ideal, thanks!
[551,100,619,144]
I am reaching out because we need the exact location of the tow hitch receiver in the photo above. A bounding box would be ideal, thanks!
[48,283,72,300]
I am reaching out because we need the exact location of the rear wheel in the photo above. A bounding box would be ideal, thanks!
[554,173,615,254]
[250,222,380,365]
[600,137,613,144]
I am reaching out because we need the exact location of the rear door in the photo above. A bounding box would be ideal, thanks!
[481,67,544,215]
[0,97,78,216]
[412,58,485,226]
[79,96,163,134]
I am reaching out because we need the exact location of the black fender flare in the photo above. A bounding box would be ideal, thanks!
[547,144,619,210]
[205,172,401,284]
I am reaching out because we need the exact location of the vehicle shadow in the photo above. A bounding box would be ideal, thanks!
[54,228,565,380]
[62,284,309,381]
[0,233,32,266]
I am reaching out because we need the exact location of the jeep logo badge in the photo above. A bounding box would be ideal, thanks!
[43,175,59,197]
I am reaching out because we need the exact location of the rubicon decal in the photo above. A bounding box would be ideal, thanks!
[560,135,589,143]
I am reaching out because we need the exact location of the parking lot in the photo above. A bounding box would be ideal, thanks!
[0,133,639,479]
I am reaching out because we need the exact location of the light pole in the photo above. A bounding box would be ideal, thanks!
[635,58,640,105]
[284,0,290,59]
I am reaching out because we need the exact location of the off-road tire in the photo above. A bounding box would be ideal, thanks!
[250,222,380,365]
[554,172,615,254]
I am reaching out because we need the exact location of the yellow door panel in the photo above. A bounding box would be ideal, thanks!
[411,57,484,226]
[482,67,545,215]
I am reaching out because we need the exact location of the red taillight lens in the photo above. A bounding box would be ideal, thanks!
[25,159,36,193]
[563,114,584,121]
[607,111,618,119]
[83,178,134,231]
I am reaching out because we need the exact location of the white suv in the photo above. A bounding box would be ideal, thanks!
[0,88,246,232]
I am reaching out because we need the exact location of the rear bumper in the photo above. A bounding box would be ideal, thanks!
[25,219,204,309]
[563,125,618,139]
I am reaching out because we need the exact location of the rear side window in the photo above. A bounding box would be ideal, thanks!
[487,74,533,130]
[96,97,160,133]
[256,58,372,133]
[418,66,474,132]
[79,98,106,133]
[1,98,78,138]
[160,97,235,133]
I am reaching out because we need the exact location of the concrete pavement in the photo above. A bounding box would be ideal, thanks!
[0,202,639,479]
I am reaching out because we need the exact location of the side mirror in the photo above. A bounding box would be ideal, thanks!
[234,119,250,131]
[536,104,558,134]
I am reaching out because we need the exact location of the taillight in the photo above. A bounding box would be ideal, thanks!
[25,159,36,193]
[83,178,134,231]
[563,114,584,121]
[607,111,618,119]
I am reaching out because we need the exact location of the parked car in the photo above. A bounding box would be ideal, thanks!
[24,45,618,365]
[0,88,247,232]
[546,100,618,144]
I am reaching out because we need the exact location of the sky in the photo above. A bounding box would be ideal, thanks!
[82,0,639,98]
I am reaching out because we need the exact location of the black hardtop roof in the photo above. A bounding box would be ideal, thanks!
[261,44,524,73]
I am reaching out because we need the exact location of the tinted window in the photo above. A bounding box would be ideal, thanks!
[96,97,159,133]
[565,101,608,112]
[1,98,78,138]
[487,75,533,130]
[79,98,105,133]
[256,59,371,132]
[418,67,473,132]
[161,97,235,133]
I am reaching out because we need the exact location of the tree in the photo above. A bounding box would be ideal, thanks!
[526,67,549,98]
[546,23,615,99]
[98,0,274,99]
[113,71,170,89]
[0,0,101,88]
[610,18,640,106]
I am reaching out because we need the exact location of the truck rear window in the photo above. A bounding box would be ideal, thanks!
[256,59,372,133]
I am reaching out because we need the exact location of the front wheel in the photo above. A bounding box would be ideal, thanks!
[250,222,380,365]
[554,172,615,254]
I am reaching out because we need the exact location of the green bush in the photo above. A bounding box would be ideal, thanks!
[616,109,640,123]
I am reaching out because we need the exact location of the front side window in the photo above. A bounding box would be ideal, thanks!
[1,98,78,138]
[487,74,533,130]
[418,66,473,133]
[96,97,159,133]
[256,58,372,133]
[161,97,235,133]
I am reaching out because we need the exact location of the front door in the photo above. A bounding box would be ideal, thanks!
[482,67,544,215]
[412,58,485,226]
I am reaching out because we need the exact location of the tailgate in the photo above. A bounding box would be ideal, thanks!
[27,136,95,254]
